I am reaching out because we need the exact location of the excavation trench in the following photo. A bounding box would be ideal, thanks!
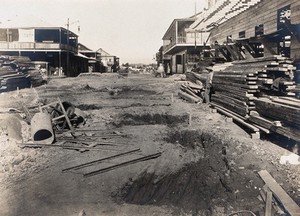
[114,113,189,127]
[108,87,158,98]
[117,129,263,215]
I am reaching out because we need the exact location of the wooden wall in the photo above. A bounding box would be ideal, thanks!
[210,0,300,61]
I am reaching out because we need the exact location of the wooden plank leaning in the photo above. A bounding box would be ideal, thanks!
[258,170,300,216]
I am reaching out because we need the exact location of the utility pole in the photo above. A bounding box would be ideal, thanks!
[66,18,69,77]
[194,0,197,49]
[64,18,80,76]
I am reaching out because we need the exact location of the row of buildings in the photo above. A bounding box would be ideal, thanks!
[158,0,300,76]
[0,19,119,77]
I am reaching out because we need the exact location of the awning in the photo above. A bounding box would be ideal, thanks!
[75,52,90,59]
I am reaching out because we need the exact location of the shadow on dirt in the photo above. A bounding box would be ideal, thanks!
[116,130,263,215]
[113,113,188,127]
[77,104,104,110]
[108,86,158,98]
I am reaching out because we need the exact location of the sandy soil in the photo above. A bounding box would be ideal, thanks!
[0,73,299,216]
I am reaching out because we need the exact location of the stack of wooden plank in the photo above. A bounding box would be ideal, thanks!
[250,97,300,142]
[210,59,270,117]
[209,56,300,142]
[185,71,208,85]
[257,58,297,96]
[178,81,204,103]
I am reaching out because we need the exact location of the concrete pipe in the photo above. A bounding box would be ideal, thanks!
[31,112,54,144]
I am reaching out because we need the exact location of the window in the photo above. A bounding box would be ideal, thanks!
[239,31,245,38]
[226,35,232,43]
[255,24,264,37]
[35,29,60,43]
[176,55,182,64]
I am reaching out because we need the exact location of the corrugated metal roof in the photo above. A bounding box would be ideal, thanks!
[189,0,262,32]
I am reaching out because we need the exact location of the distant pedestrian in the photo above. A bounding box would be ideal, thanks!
[155,63,165,78]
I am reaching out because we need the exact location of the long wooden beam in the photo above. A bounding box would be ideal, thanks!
[83,152,162,177]
[62,148,141,172]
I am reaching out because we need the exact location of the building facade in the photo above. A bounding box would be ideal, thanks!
[209,0,300,63]
[0,27,88,77]
[78,43,105,72]
[99,49,119,72]
[161,18,210,74]
[160,0,263,74]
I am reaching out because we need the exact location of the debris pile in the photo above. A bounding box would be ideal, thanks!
[178,81,204,103]
[177,70,210,103]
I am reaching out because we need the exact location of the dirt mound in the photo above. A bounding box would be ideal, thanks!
[120,163,226,215]
[118,130,264,215]
[80,84,96,91]
[164,129,205,149]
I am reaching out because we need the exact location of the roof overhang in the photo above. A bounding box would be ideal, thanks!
[162,18,196,40]
[75,52,90,59]
[163,43,209,55]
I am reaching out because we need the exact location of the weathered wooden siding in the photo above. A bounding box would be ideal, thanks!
[210,0,297,42]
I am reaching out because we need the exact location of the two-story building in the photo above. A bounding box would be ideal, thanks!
[160,0,264,74]
[98,49,119,72]
[0,19,88,77]
[161,16,210,74]
[78,43,106,72]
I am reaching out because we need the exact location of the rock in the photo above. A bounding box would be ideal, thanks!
[12,154,25,166]
[3,115,23,142]
[3,165,10,172]
[78,209,86,216]
[27,156,37,163]
[206,115,213,120]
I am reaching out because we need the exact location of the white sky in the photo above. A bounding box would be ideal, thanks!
[0,0,205,64]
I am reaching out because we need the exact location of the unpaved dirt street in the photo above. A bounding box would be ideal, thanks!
[0,73,299,216]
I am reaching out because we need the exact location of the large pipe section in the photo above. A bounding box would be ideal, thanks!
[31,112,54,144]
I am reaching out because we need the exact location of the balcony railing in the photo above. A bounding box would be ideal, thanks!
[164,36,198,53]
[0,42,77,52]
[163,32,210,54]
[177,36,186,43]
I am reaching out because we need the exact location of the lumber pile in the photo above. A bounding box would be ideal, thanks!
[250,97,300,142]
[288,84,300,97]
[256,57,297,96]
[181,63,231,103]
[178,81,204,103]
[211,60,265,117]
[186,71,208,84]
[208,56,300,142]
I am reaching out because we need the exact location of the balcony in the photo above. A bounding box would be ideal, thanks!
[0,42,77,53]
[163,33,209,55]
